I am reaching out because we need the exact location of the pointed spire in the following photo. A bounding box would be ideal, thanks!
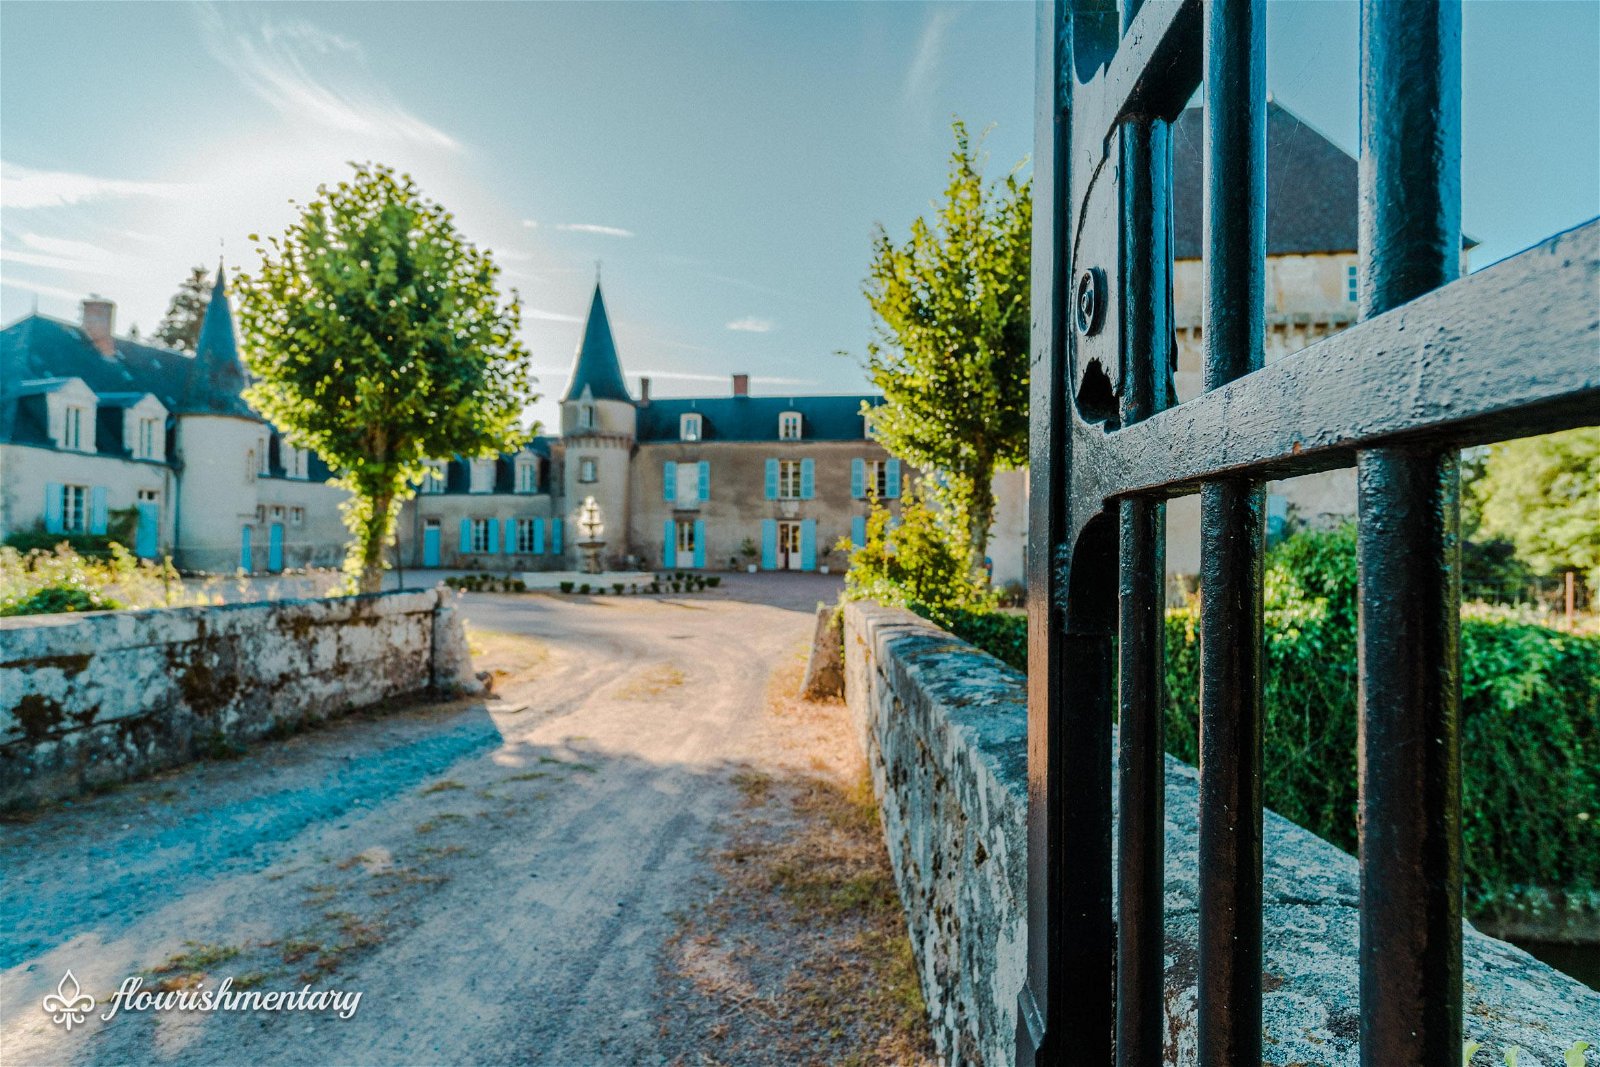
[182,264,254,417]
[561,282,631,403]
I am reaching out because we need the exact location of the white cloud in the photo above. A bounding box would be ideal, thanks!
[554,223,634,237]
[197,4,460,150]
[904,8,956,103]
[726,317,775,333]
[0,162,193,210]
[521,219,539,229]
[523,307,583,323]
[0,233,124,276]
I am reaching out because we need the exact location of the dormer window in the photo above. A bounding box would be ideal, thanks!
[421,461,447,494]
[515,457,538,493]
[470,458,496,493]
[681,413,703,441]
[281,444,308,480]
[778,411,802,441]
[62,406,85,450]
[136,417,160,460]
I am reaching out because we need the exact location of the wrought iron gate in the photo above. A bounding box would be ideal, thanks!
[1021,1,1599,1064]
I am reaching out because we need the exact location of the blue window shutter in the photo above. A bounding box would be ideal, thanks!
[886,459,901,498]
[800,520,816,571]
[663,461,676,502]
[663,519,676,568]
[761,520,777,569]
[486,519,499,553]
[693,520,706,568]
[459,519,471,551]
[44,483,64,534]
[552,519,563,554]
[503,518,515,554]
[851,458,864,499]
[851,515,866,548]
[89,487,109,534]
[800,458,815,500]
[533,518,545,554]
[764,458,778,500]
[698,461,710,502]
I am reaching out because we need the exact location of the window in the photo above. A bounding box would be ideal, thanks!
[579,404,595,430]
[270,506,284,521]
[470,458,496,493]
[1347,263,1359,303]
[779,412,802,441]
[291,507,305,527]
[60,484,87,532]
[259,439,270,476]
[62,406,84,450]
[680,413,702,441]
[675,462,700,505]
[866,459,889,496]
[515,518,539,553]
[246,450,257,482]
[137,489,159,503]
[675,520,697,554]
[281,444,307,480]
[136,417,159,460]
[515,460,538,494]
[468,518,492,553]
[778,459,803,499]
[421,462,446,494]
[579,457,597,483]
[255,505,266,523]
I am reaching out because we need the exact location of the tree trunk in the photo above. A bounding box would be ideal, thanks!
[357,492,393,595]
[967,468,996,581]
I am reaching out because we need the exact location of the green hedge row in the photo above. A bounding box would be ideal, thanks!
[929,528,1600,918]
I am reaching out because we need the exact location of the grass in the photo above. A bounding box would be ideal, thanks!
[614,662,686,699]
[154,941,241,974]
[420,779,465,795]
[414,813,468,834]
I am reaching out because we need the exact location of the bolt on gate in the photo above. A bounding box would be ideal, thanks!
[1020,1,1599,1065]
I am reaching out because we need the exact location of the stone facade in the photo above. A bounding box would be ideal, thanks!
[0,587,481,808]
[843,600,1600,1065]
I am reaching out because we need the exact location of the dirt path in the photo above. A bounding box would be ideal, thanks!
[1,577,848,1065]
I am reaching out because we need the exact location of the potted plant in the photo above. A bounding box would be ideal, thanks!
[739,537,759,574]
[559,581,575,594]
[817,543,834,575]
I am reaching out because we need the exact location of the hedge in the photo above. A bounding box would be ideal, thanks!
[926,527,1600,919]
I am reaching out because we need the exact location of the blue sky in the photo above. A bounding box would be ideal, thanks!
[2,1,1595,432]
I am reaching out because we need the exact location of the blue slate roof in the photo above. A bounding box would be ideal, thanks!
[561,284,631,403]
[637,394,883,443]
[181,267,254,418]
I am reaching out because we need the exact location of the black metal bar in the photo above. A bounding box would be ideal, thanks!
[1114,103,1171,1067]
[1019,1,1071,1060]
[1197,1,1266,1064]
[1356,3,1465,1064]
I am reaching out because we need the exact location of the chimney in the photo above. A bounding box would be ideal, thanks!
[732,373,749,397]
[81,296,116,357]
[638,376,651,405]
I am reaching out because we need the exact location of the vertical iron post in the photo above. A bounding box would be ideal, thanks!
[1356,3,1465,1064]
[1115,107,1172,1067]
[1197,2,1266,1064]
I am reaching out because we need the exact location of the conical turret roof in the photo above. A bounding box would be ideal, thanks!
[181,265,255,417]
[561,283,631,403]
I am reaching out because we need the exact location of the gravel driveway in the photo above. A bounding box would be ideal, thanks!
[1,574,843,1065]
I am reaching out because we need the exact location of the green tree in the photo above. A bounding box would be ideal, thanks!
[858,121,1031,575]
[236,163,534,593]
[1471,428,1600,589]
[153,265,212,352]
[840,479,994,620]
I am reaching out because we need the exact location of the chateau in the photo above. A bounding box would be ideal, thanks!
[0,101,1415,582]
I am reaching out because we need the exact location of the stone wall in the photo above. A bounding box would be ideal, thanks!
[0,588,481,809]
[843,601,1600,1066]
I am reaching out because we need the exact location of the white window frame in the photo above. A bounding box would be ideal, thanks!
[470,458,496,494]
[515,517,538,553]
[515,459,538,494]
[61,484,88,532]
[680,413,702,441]
[468,518,492,553]
[866,459,889,497]
[421,462,447,495]
[280,444,307,480]
[778,459,803,499]
[247,450,258,482]
[579,404,596,430]
[269,506,284,521]
[675,519,697,554]
[291,506,305,527]
[137,488,159,503]
[63,406,84,451]
[778,411,802,441]
[578,457,598,483]
[259,438,270,477]
[675,463,700,505]
[136,417,159,460]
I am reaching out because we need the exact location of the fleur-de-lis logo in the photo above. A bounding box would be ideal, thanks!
[41,970,96,1031]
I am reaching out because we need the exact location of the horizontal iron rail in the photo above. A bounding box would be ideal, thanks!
[1080,217,1598,501]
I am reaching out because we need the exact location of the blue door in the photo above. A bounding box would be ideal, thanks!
[134,501,160,558]
[423,521,441,567]
[268,523,284,572]
[240,526,253,573]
